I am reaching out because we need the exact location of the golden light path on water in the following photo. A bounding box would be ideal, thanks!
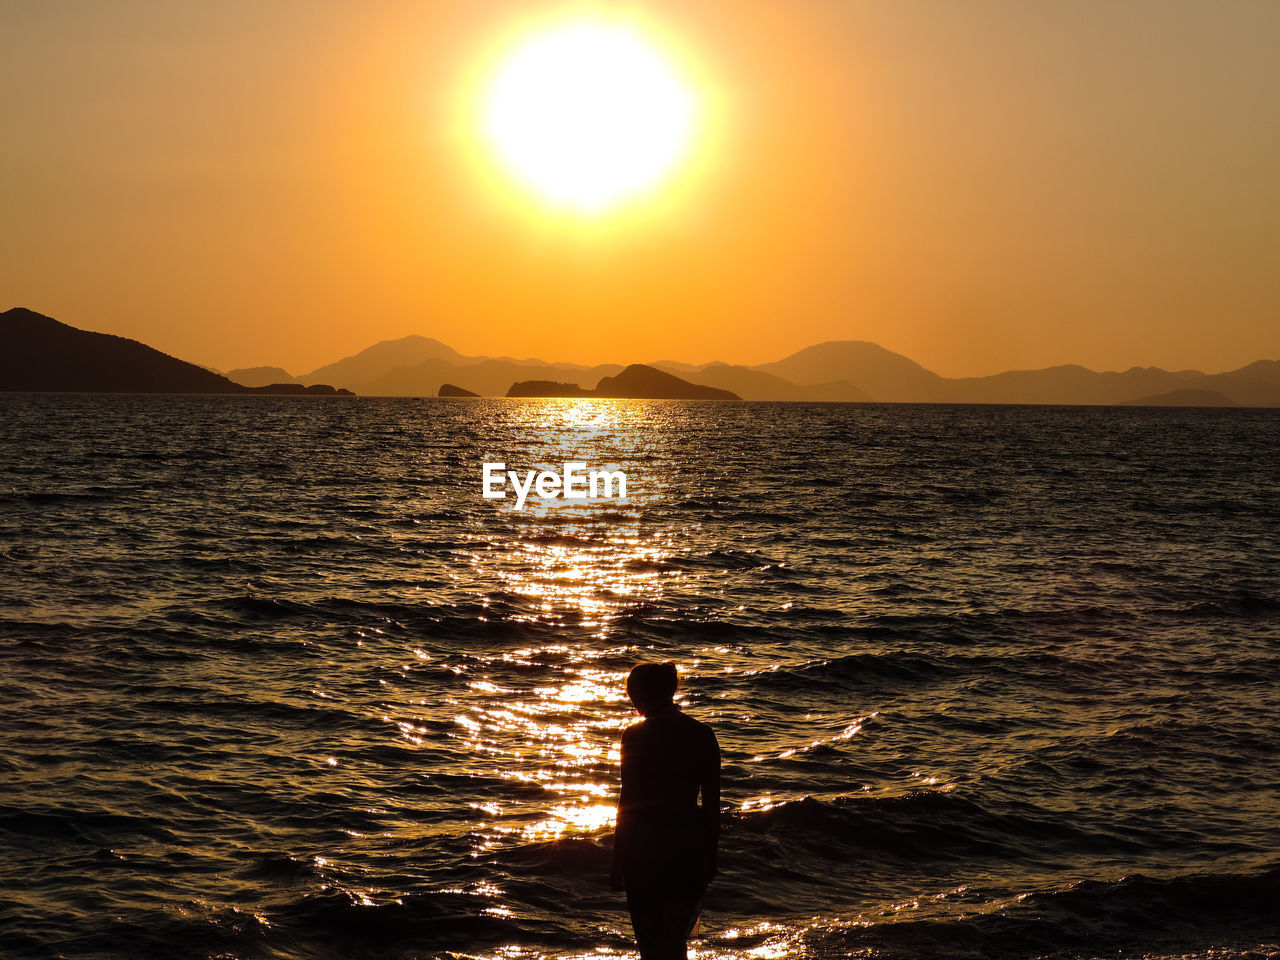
[460,406,677,852]
[440,402,816,954]
[368,400,886,956]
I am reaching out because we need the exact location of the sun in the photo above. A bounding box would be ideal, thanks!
[481,16,697,214]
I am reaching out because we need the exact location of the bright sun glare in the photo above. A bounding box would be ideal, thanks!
[482,17,696,213]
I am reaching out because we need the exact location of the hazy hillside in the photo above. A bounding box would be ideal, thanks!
[944,365,1192,405]
[752,342,1280,405]
[654,362,870,401]
[225,366,299,387]
[754,341,950,402]
[1191,360,1280,405]
[943,362,1280,406]
[645,360,704,376]
[304,335,466,387]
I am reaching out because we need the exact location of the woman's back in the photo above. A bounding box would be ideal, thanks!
[611,662,721,959]
[622,707,717,812]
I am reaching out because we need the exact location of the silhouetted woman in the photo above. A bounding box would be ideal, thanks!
[610,662,721,960]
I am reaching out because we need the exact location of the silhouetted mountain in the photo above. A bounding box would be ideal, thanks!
[506,380,595,398]
[1,309,353,395]
[303,335,466,387]
[226,366,298,387]
[507,365,740,400]
[595,364,740,399]
[1122,388,1237,407]
[438,383,479,397]
[2,308,247,394]
[754,341,950,401]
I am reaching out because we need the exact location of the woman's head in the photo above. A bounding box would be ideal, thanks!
[626,662,678,716]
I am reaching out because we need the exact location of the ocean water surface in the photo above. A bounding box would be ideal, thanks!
[1,395,1278,959]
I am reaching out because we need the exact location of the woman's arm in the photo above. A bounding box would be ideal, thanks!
[610,728,635,889]
[700,727,721,881]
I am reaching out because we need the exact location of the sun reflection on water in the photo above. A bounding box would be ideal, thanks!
[451,658,633,848]
[441,404,706,843]
[383,401,763,940]
[466,399,699,628]
[483,533,676,626]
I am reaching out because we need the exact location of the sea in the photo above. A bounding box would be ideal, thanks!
[1,394,1278,960]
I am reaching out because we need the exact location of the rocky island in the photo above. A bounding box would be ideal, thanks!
[507,364,740,400]
[438,383,480,397]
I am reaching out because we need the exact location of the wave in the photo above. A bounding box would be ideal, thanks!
[263,886,578,953]
[0,806,182,845]
[1181,589,1280,619]
[809,865,1280,960]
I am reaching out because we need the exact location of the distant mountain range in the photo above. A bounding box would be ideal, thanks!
[5,306,1278,406]
[1,309,352,396]
[231,327,1279,407]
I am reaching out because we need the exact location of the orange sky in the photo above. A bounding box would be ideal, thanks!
[3,0,1278,377]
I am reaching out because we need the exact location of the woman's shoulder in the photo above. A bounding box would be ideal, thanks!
[675,710,718,742]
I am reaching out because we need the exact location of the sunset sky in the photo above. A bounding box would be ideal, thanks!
[4,0,1277,377]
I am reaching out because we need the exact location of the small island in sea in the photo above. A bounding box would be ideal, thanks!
[508,364,740,400]
[438,383,481,398]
